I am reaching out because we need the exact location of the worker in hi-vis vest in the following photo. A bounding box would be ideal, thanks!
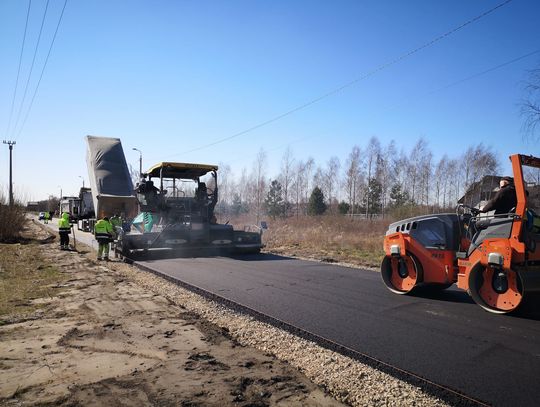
[58,212,71,250]
[94,217,113,261]
[109,214,122,237]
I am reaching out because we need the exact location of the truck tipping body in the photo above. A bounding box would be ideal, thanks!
[85,136,138,219]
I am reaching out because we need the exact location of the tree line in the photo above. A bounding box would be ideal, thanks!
[213,138,505,220]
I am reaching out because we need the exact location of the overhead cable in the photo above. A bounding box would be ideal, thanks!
[162,0,514,159]
[221,48,540,169]
[431,49,540,94]
[16,0,69,141]
[12,0,50,138]
[5,0,32,140]
[385,48,540,113]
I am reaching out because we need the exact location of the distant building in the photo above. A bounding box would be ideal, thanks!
[527,183,540,211]
[26,201,39,211]
[458,175,540,211]
[458,176,502,209]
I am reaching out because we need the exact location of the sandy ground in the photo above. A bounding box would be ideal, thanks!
[0,220,344,407]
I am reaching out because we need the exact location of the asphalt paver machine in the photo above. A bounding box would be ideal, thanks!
[116,162,263,259]
[382,154,540,313]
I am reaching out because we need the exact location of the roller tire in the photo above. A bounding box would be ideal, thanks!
[381,252,423,295]
[468,262,524,314]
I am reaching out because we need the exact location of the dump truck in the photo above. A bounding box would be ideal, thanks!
[76,187,96,231]
[59,196,80,219]
[382,154,540,314]
[115,161,263,259]
[59,187,96,231]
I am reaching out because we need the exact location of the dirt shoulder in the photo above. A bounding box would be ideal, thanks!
[0,220,343,407]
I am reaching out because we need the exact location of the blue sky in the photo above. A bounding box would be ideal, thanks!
[1,0,539,201]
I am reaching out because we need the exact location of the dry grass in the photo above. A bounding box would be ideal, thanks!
[0,241,66,323]
[223,214,390,268]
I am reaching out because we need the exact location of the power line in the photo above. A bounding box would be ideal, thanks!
[429,49,540,95]
[5,0,32,140]
[217,48,540,171]
[160,0,514,160]
[384,48,540,114]
[11,0,50,138]
[16,0,68,141]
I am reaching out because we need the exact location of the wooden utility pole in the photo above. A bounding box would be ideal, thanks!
[3,140,16,206]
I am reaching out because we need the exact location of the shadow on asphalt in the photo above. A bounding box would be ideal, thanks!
[413,287,476,305]
[411,287,540,321]
[228,253,293,261]
[135,252,293,262]
[512,293,540,321]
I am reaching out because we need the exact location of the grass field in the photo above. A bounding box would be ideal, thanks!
[225,214,390,268]
[0,224,67,324]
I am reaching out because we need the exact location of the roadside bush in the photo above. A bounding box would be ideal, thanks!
[0,202,27,243]
[338,201,350,215]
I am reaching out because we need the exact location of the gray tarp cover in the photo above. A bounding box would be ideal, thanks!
[86,135,134,197]
[86,136,138,217]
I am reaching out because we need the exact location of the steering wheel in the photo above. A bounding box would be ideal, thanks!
[458,204,481,216]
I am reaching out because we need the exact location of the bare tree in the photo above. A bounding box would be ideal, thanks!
[391,147,408,194]
[407,139,423,204]
[279,147,295,215]
[364,137,381,216]
[303,157,315,210]
[524,166,540,185]
[375,140,396,217]
[418,149,433,207]
[461,144,500,198]
[376,141,395,217]
[445,159,460,206]
[433,155,448,208]
[313,166,325,197]
[252,149,267,223]
[216,162,232,215]
[344,146,362,216]
[324,156,340,211]
[237,167,250,206]
[521,65,540,142]
[291,160,306,217]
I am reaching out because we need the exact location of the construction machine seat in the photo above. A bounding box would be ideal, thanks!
[468,216,514,256]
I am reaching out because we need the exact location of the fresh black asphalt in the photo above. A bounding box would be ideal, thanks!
[137,254,540,406]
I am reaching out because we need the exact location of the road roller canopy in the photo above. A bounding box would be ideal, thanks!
[146,162,218,180]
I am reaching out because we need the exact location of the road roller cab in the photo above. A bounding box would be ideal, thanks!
[382,213,466,294]
[382,153,540,314]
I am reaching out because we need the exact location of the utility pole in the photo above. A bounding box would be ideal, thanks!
[132,148,142,177]
[3,140,16,206]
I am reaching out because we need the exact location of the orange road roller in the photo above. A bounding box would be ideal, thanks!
[382,154,540,314]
